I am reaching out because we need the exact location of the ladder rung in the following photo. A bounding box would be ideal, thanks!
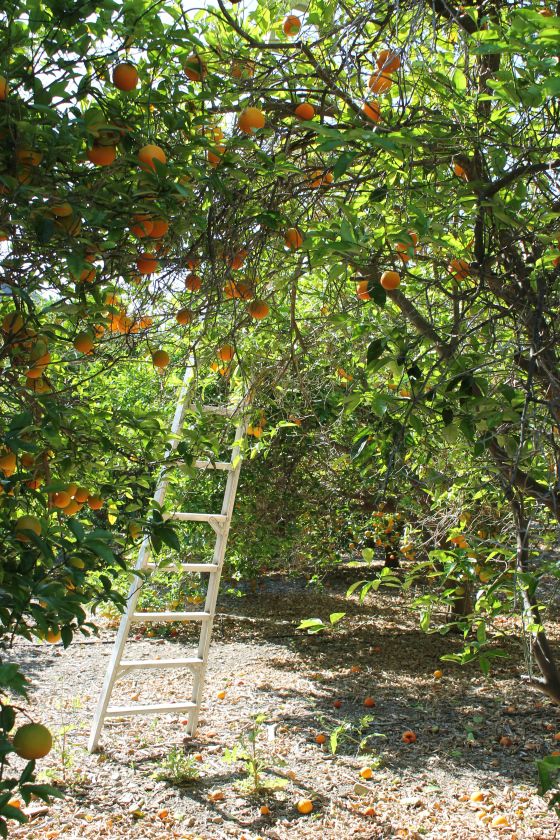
[105,701,197,718]
[200,404,236,417]
[164,512,227,524]
[194,459,231,471]
[146,562,219,573]
[131,611,211,623]
[119,657,203,672]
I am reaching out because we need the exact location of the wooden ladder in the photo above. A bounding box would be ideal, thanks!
[88,365,248,753]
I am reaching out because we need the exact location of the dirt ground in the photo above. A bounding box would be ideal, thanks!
[7,575,560,839]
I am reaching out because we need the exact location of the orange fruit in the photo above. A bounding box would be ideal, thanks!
[359,766,373,779]
[248,300,269,319]
[137,144,166,171]
[184,54,207,82]
[284,15,301,36]
[491,816,509,828]
[131,215,154,238]
[229,248,248,270]
[176,308,194,325]
[364,696,376,708]
[73,331,94,354]
[52,491,72,509]
[87,144,116,166]
[15,515,42,541]
[2,311,25,334]
[453,162,468,180]
[376,49,401,72]
[296,799,313,814]
[402,730,417,743]
[186,256,200,270]
[150,218,169,238]
[16,149,43,166]
[0,450,17,475]
[74,487,89,503]
[315,733,327,745]
[433,669,443,680]
[12,723,52,760]
[295,102,315,120]
[238,106,266,134]
[112,63,138,91]
[50,201,73,217]
[260,805,270,815]
[152,349,170,369]
[368,72,393,94]
[46,630,62,643]
[0,76,8,100]
[136,252,159,275]
[208,145,225,167]
[285,227,303,250]
[185,272,202,292]
[470,791,485,803]
[356,280,371,300]
[448,258,471,280]
[363,100,381,122]
[217,690,227,700]
[88,495,104,510]
[217,344,234,362]
[231,59,255,79]
[380,270,400,290]
[395,231,418,262]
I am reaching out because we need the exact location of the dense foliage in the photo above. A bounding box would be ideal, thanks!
[1,0,560,828]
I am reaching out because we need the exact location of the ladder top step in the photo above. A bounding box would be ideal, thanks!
[194,459,232,471]
[131,611,211,623]
[119,657,203,671]
[164,512,227,524]
[105,701,197,718]
[146,562,219,573]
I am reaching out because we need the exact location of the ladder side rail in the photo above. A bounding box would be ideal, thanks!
[187,413,248,734]
[88,364,196,752]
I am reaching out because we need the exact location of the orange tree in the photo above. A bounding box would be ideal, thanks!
[1,0,560,828]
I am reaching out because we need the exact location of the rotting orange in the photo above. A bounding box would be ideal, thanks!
[402,730,417,743]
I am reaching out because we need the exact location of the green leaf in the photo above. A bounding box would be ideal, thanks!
[453,69,467,91]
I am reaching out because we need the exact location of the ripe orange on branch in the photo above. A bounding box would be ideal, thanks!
[238,107,265,134]
[368,72,393,94]
[0,76,8,100]
[295,102,315,120]
[285,227,303,250]
[15,515,42,541]
[217,344,234,362]
[137,144,166,171]
[185,273,202,292]
[380,270,400,290]
[152,350,170,369]
[136,252,159,275]
[356,280,371,300]
[448,258,471,280]
[184,54,207,82]
[248,300,270,319]
[284,15,301,36]
[176,308,193,325]
[363,100,381,122]
[376,49,401,72]
[112,63,139,91]
[87,144,116,166]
